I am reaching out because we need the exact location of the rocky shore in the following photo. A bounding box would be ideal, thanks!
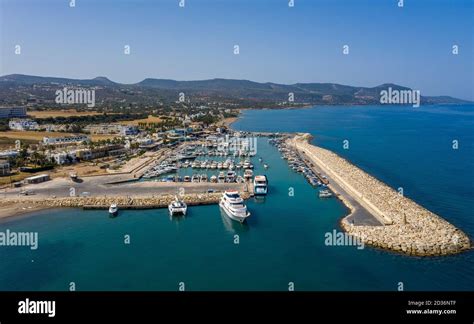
[291,133,471,256]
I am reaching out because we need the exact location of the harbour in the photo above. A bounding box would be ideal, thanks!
[0,105,473,291]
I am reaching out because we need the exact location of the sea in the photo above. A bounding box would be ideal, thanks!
[0,104,473,291]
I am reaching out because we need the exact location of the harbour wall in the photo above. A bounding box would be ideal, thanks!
[290,133,471,256]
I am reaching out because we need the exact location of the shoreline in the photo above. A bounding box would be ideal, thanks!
[289,133,471,256]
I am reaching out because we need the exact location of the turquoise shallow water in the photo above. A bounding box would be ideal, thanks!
[1,105,473,291]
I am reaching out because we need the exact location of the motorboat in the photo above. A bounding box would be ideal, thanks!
[109,204,118,217]
[226,171,236,183]
[168,197,187,216]
[253,175,268,195]
[319,189,333,198]
[244,169,253,180]
[218,171,226,182]
[219,191,251,223]
[210,175,218,183]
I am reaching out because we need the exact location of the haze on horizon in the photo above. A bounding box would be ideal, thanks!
[0,0,473,101]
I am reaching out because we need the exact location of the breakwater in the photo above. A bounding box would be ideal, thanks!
[290,133,471,256]
[1,191,251,211]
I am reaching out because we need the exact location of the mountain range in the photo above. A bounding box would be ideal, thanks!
[0,74,470,106]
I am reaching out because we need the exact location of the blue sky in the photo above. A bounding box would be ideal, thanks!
[1,0,473,100]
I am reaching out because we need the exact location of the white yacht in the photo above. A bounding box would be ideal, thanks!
[226,171,236,182]
[253,175,268,195]
[218,171,226,182]
[109,204,118,217]
[168,198,187,216]
[219,191,251,223]
[244,169,253,180]
[319,189,333,198]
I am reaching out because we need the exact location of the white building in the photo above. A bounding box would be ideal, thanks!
[0,106,27,119]
[50,151,77,165]
[9,119,39,131]
[43,135,90,146]
[84,124,122,135]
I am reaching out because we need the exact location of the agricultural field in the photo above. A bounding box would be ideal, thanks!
[125,115,162,126]
[0,131,118,143]
[28,109,103,118]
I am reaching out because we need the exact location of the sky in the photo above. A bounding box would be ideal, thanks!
[0,0,473,100]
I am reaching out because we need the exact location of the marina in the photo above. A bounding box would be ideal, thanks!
[0,128,473,290]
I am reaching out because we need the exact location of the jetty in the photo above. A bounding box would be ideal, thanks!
[289,133,471,256]
[1,191,252,212]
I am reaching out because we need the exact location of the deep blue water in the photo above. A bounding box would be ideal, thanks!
[0,105,473,291]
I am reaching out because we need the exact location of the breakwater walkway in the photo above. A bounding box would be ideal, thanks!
[1,191,251,211]
[290,133,471,256]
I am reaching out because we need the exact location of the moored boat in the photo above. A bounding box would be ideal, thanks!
[253,175,268,195]
[319,189,333,198]
[168,197,187,216]
[109,204,118,217]
[219,191,251,223]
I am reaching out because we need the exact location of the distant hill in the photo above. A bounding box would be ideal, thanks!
[0,74,471,106]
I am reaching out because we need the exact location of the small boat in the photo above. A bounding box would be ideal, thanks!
[217,162,223,169]
[244,169,253,180]
[219,191,251,223]
[218,171,226,182]
[200,174,208,182]
[253,175,268,195]
[109,204,118,217]
[226,171,236,183]
[191,174,200,182]
[263,164,269,169]
[183,175,191,182]
[258,157,263,163]
[319,189,333,198]
[168,197,187,216]
[210,175,218,183]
